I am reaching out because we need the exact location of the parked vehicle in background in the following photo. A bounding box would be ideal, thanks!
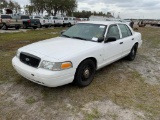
[106,18,131,26]
[49,16,63,27]
[0,14,22,30]
[60,17,70,27]
[30,16,52,28]
[19,15,40,29]
[68,17,77,26]
[12,21,142,87]
[151,20,160,27]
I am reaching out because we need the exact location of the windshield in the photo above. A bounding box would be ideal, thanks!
[62,23,107,42]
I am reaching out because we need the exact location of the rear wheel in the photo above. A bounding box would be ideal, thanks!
[126,44,138,61]
[74,59,96,87]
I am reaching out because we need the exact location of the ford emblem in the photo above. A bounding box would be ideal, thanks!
[26,58,30,62]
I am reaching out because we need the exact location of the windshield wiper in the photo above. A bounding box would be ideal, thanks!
[61,34,71,38]
[72,36,87,40]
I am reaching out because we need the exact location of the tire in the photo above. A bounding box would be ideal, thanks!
[126,44,138,61]
[33,26,37,29]
[38,23,42,28]
[45,26,49,28]
[23,24,28,29]
[68,23,71,27]
[2,24,8,30]
[74,59,96,87]
[15,26,20,30]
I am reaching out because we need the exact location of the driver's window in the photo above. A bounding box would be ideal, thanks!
[106,25,120,40]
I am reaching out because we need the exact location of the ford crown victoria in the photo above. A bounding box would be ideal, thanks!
[12,21,142,87]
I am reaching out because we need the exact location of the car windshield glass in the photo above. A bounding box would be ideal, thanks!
[1,15,12,19]
[62,23,107,42]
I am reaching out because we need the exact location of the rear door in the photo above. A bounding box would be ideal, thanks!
[118,24,134,56]
[11,16,22,25]
[103,24,124,64]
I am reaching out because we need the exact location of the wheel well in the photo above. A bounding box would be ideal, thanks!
[77,57,97,70]
[73,57,97,82]
[135,42,139,48]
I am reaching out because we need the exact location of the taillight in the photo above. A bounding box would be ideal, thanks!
[28,20,31,23]
[0,19,2,23]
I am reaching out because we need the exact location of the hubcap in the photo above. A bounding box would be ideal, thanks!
[83,68,90,79]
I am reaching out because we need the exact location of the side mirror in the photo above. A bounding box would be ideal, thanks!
[60,30,66,35]
[97,37,104,42]
[105,37,117,43]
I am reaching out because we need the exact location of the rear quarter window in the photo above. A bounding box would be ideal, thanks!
[64,18,68,20]
[119,24,132,38]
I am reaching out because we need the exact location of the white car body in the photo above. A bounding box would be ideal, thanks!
[68,17,77,26]
[31,16,52,27]
[12,21,142,87]
[49,16,63,26]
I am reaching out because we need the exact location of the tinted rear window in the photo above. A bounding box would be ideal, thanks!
[34,16,41,18]
[64,18,68,20]
[21,16,30,19]
[53,17,58,19]
[1,15,12,19]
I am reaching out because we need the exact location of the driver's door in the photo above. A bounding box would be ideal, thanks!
[103,24,124,64]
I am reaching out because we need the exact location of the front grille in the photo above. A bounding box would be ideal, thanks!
[20,52,41,68]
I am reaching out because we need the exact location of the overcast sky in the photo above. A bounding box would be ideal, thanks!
[13,0,160,19]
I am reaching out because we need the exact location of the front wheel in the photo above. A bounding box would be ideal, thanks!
[68,23,71,27]
[45,25,49,28]
[126,44,138,61]
[2,24,8,30]
[15,26,20,30]
[74,59,96,87]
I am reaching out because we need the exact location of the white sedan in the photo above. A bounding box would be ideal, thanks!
[12,21,142,87]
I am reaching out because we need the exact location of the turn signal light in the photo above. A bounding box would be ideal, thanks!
[61,62,72,69]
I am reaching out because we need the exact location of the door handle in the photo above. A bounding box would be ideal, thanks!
[120,42,123,44]
[132,38,134,40]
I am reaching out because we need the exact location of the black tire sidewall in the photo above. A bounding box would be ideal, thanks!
[74,59,96,87]
[128,44,138,61]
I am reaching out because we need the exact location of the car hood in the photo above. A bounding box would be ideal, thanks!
[22,37,97,60]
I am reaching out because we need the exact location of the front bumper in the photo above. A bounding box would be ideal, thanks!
[12,57,75,87]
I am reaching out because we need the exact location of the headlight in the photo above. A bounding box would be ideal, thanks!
[16,50,20,58]
[40,61,72,71]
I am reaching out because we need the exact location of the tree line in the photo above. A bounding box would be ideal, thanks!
[73,10,109,18]
[25,0,109,18]
[25,0,77,16]
[0,0,21,13]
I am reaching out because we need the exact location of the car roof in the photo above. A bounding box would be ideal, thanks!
[78,21,122,25]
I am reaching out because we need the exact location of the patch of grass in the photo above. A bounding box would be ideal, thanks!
[85,108,100,120]
[139,27,160,48]
[107,112,118,120]
[0,28,64,51]
[25,97,37,104]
